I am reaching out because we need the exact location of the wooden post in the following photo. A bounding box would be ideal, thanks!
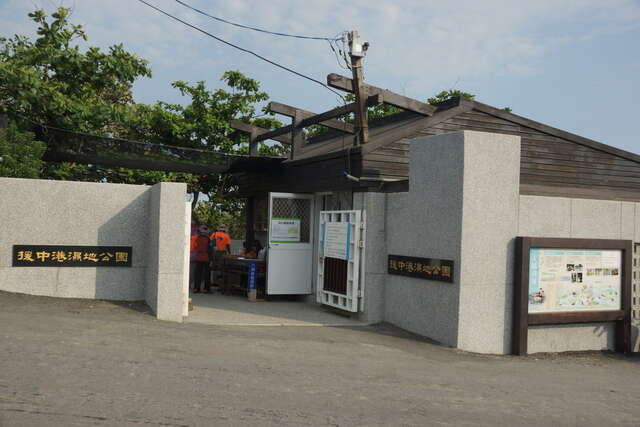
[249,129,258,157]
[0,114,8,129]
[291,112,305,159]
[349,31,368,145]
[512,237,529,355]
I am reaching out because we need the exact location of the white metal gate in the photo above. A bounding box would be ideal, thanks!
[316,210,365,312]
[633,243,639,351]
[633,243,639,322]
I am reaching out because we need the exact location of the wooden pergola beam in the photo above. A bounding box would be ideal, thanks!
[297,93,383,128]
[327,73,437,116]
[252,94,382,144]
[267,102,355,134]
[229,120,292,145]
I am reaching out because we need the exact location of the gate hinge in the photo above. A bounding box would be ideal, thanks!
[357,289,363,298]
[358,240,365,248]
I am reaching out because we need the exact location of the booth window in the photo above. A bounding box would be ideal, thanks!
[271,197,311,243]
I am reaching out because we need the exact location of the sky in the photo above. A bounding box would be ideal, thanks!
[1,0,639,154]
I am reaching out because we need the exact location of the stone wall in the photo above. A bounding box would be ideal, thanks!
[360,130,639,354]
[380,131,520,352]
[0,177,188,322]
[518,195,640,353]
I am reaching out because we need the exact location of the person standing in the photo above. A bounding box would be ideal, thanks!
[210,226,232,254]
[188,219,198,289]
[190,223,212,293]
[210,226,232,282]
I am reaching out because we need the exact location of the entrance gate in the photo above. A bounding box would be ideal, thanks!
[633,244,640,321]
[316,210,365,312]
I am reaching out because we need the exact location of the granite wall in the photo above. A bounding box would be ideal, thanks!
[0,178,188,322]
[361,130,638,354]
[518,195,640,353]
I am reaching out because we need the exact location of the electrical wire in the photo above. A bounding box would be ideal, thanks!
[327,35,351,71]
[135,0,346,101]
[174,0,341,41]
[176,0,352,76]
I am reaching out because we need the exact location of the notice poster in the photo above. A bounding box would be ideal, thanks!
[528,249,621,313]
[323,222,351,260]
[270,218,301,242]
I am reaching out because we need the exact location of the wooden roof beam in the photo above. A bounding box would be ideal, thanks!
[253,94,382,144]
[267,102,355,134]
[327,73,437,116]
[229,120,292,145]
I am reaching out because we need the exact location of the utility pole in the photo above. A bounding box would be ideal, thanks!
[348,31,369,145]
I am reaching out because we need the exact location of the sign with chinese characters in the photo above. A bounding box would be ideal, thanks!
[323,222,350,260]
[388,254,454,283]
[12,245,132,267]
[247,262,257,291]
[270,218,301,242]
[528,248,621,313]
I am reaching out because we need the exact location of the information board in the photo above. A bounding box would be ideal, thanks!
[528,249,621,313]
[270,218,301,242]
[323,222,350,260]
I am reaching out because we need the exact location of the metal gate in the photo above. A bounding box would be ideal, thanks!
[633,243,640,352]
[316,210,365,312]
[633,243,640,322]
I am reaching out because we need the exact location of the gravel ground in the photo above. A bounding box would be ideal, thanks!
[0,291,639,427]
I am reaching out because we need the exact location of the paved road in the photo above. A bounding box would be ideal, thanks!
[1,291,639,427]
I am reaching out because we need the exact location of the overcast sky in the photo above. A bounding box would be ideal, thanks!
[1,0,639,154]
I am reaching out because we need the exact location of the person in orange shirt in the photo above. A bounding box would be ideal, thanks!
[210,226,231,282]
[190,223,211,293]
[210,226,232,254]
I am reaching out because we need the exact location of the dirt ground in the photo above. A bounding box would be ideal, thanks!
[0,291,639,427]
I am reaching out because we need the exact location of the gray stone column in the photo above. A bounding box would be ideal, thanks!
[455,131,521,354]
[353,192,387,323]
[382,131,520,353]
[145,182,188,322]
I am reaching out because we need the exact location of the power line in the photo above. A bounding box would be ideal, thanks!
[174,0,341,41]
[135,0,345,101]
[176,0,352,74]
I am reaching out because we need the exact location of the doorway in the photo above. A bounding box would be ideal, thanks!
[266,192,315,295]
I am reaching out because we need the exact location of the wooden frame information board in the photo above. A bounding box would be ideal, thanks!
[513,237,632,355]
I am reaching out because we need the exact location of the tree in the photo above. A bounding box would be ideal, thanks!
[0,8,151,131]
[122,72,285,212]
[426,89,475,105]
[0,121,46,178]
[0,7,152,181]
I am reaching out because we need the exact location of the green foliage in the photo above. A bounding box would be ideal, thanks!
[122,72,285,211]
[0,121,46,178]
[0,8,151,131]
[0,7,153,182]
[427,89,475,105]
[193,200,246,240]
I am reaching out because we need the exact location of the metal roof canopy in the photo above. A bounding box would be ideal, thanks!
[40,126,285,174]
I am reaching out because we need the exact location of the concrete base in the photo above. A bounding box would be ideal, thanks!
[187,292,368,326]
